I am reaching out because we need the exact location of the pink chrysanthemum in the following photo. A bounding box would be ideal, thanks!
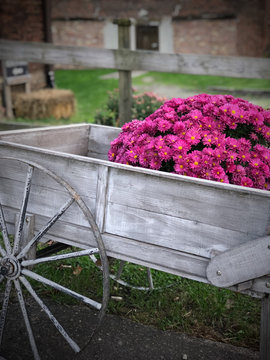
[108,94,270,190]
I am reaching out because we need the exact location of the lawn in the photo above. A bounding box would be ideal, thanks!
[133,71,270,90]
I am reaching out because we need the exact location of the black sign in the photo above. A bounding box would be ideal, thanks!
[5,61,28,78]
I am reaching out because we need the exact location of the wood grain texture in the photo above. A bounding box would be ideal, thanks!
[107,167,270,236]
[3,205,97,248]
[87,124,121,158]
[1,124,270,297]
[0,143,99,200]
[95,165,109,231]
[104,202,256,258]
[0,124,90,155]
[1,39,270,78]
[206,236,270,287]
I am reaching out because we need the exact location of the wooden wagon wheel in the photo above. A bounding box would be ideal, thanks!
[0,157,110,360]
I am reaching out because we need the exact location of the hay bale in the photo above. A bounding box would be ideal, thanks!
[14,89,75,119]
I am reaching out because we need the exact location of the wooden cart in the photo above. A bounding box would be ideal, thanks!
[0,123,269,359]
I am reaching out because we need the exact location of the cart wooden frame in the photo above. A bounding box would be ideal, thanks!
[0,123,269,359]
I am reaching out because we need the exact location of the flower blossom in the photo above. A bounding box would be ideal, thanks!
[108,94,270,190]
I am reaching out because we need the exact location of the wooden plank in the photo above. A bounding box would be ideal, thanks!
[260,295,270,360]
[0,124,90,156]
[3,205,97,248]
[0,155,98,202]
[95,165,109,231]
[87,124,121,158]
[107,167,270,236]
[0,39,115,70]
[1,39,270,78]
[0,177,95,228]
[6,74,32,86]
[206,236,270,287]
[102,233,209,283]
[104,202,257,258]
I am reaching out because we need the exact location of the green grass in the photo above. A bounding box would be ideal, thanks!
[54,69,119,123]
[133,71,270,91]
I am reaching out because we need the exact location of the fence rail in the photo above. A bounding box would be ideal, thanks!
[1,39,270,79]
[1,37,270,124]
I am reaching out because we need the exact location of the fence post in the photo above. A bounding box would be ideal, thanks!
[114,19,132,126]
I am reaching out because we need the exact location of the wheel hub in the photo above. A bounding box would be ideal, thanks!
[0,255,21,280]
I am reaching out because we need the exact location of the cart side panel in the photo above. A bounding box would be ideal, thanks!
[0,124,90,156]
[0,145,100,248]
[87,124,121,160]
[104,167,270,258]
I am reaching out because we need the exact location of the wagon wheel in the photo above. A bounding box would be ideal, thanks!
[0,157,110,359]
[90,257,178,291]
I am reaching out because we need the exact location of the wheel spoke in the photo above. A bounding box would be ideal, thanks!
[19,276,80,353]
[13,166,34,256]
[22,269,102,310]
[110,263,156,291]
[115,260,125,281]
[14,279,40,360]
[17,198,74,260]
[22,248,99,267]
[0,279,12,345]
[147,268,154,290]
[0,203,11,255]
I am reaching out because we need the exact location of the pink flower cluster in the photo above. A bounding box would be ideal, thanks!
[108,94,270,190]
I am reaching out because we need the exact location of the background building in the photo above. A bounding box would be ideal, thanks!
[51,0,270,57]
[0,0,269,116]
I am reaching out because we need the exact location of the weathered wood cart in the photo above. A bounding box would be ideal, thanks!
[0,123,270,359]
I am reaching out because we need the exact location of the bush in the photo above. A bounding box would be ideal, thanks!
[95,89,166,127]
[108,94,270,190]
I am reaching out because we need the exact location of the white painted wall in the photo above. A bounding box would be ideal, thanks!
[104,21,118,49]
[159,16,174,53]
[104,17,174,53]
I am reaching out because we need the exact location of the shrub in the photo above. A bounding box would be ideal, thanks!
[95,89,166,127]
[108,94,270,190]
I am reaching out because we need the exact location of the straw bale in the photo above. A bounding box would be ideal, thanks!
[14,89,75,119]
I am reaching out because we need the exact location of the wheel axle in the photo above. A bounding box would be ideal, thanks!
[0,256,21,280]
[0,265,9,276]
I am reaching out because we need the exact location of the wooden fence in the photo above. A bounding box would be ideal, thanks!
[1,21,270,124]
